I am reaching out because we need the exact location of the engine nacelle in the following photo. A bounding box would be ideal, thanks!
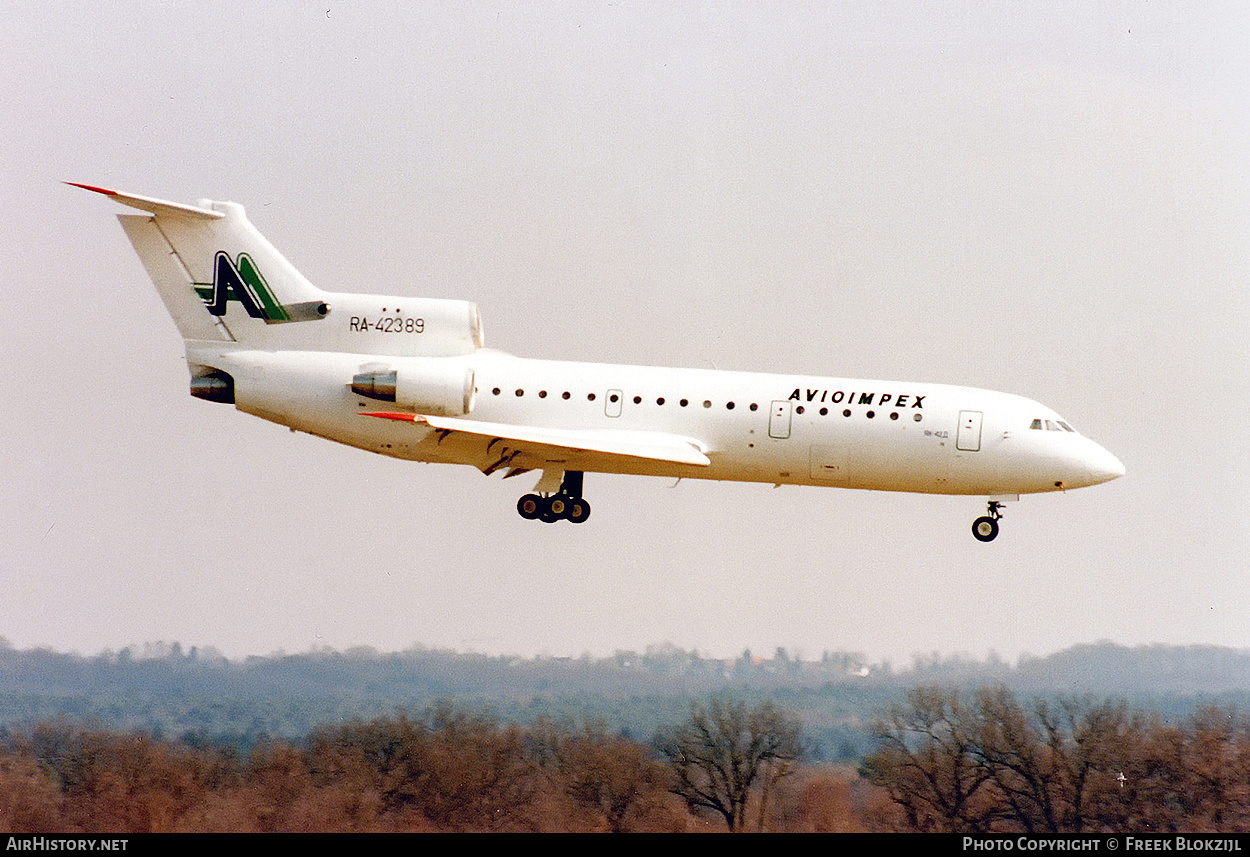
[189,369,235,404]
[351,357,475,416]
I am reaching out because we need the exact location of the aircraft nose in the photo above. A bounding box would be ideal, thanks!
[1082,441,1125,485]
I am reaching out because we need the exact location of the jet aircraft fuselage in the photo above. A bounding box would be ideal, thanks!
[75,183,1124,539]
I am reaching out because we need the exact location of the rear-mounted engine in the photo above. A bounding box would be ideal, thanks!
[190,370,235,404]
[351,359,475,416]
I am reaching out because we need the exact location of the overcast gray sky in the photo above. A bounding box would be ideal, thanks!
[3,2,1247,667]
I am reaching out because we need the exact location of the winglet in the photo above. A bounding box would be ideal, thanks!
[67,182,224,220]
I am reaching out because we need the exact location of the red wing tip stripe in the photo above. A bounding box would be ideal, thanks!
[65,182,117,196]
[360,412,418,421]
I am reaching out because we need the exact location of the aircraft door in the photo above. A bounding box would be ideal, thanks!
[769,400,792,439]
[604,389,623,418]
[957,410,983,452]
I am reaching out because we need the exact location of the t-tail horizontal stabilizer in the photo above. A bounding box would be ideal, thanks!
[66,183,224,220]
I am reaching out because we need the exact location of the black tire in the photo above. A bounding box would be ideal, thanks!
[517,494,542,519]
[548,496,568,518]
[972,516,1000,542]
[535,495,560,523]
[566,499,591,524]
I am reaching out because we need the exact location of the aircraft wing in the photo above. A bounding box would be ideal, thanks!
[362,412,711,469]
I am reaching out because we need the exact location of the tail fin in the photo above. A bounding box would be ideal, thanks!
[71,183,329,344]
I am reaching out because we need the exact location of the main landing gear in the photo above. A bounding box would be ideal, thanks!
[972,500,1005,542]
[517,471,591,524]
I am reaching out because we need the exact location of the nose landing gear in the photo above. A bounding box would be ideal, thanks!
[517,471,591,524]
[972,500,1004,542]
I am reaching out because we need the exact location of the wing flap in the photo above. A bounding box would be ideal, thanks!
[362,412,711,468]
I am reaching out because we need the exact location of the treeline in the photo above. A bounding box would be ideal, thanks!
[12,640,1250,698]
[0,701,870,833]
[6,688,1250,833]
[862,686,1250,833]
[4,639,1250,761]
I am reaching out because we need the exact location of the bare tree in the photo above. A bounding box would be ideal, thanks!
[970,688,1139,832]
[861,686,996,832]
[529,718,677,832]
[658,696,802,832]
[864,686,1149,833]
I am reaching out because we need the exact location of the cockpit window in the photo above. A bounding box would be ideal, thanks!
[1030,417,1078,433]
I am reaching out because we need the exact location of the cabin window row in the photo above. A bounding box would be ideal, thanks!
[798,405,923,422]
[486,387,923,421]
[488,387,752,409]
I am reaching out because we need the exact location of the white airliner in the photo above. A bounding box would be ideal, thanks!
[75,183,1123,541]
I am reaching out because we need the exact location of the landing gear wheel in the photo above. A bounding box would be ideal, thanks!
[538,498,561,524]
[566,498,591,524]
[972,515,1000,542]
[517,472,589,524]
[517,494,543,520]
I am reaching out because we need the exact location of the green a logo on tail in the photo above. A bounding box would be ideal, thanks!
[195,251,290,322]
